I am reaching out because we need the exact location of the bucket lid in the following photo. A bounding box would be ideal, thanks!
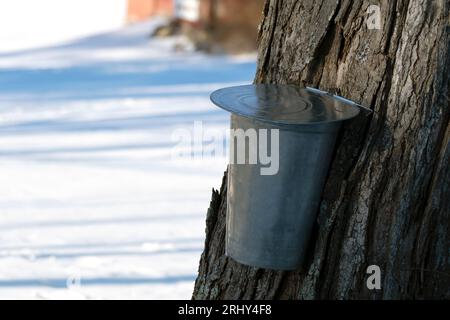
[210,84,363,125]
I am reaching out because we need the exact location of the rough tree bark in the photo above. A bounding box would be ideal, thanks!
[193,0,449,299]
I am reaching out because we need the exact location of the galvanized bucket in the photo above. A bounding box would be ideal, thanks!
[210,84,363,270]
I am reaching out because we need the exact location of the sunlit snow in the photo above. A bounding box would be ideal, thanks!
[0,19,256,299]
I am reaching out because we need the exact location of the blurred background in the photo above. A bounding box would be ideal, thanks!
[0,0,263,299]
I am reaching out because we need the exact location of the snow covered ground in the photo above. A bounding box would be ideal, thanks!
[0,19,256,299]
[0,0,127,52]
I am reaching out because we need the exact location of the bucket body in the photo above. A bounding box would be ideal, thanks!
[226,114,341,270]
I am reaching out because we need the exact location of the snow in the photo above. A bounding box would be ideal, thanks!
[0,19,256,299]
[0,0,127,53]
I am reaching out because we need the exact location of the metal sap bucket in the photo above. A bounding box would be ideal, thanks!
[210,84,363,270]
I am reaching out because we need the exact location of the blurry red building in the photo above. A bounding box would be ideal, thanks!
[127,0,264,52]
[127,0,174,23]
[127,0,264,27]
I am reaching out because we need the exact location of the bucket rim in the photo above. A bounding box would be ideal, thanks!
[211,84,364,126]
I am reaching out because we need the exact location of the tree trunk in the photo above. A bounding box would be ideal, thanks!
[193,0,449,299]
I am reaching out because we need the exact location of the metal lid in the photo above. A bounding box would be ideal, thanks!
[210,84,363,125]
